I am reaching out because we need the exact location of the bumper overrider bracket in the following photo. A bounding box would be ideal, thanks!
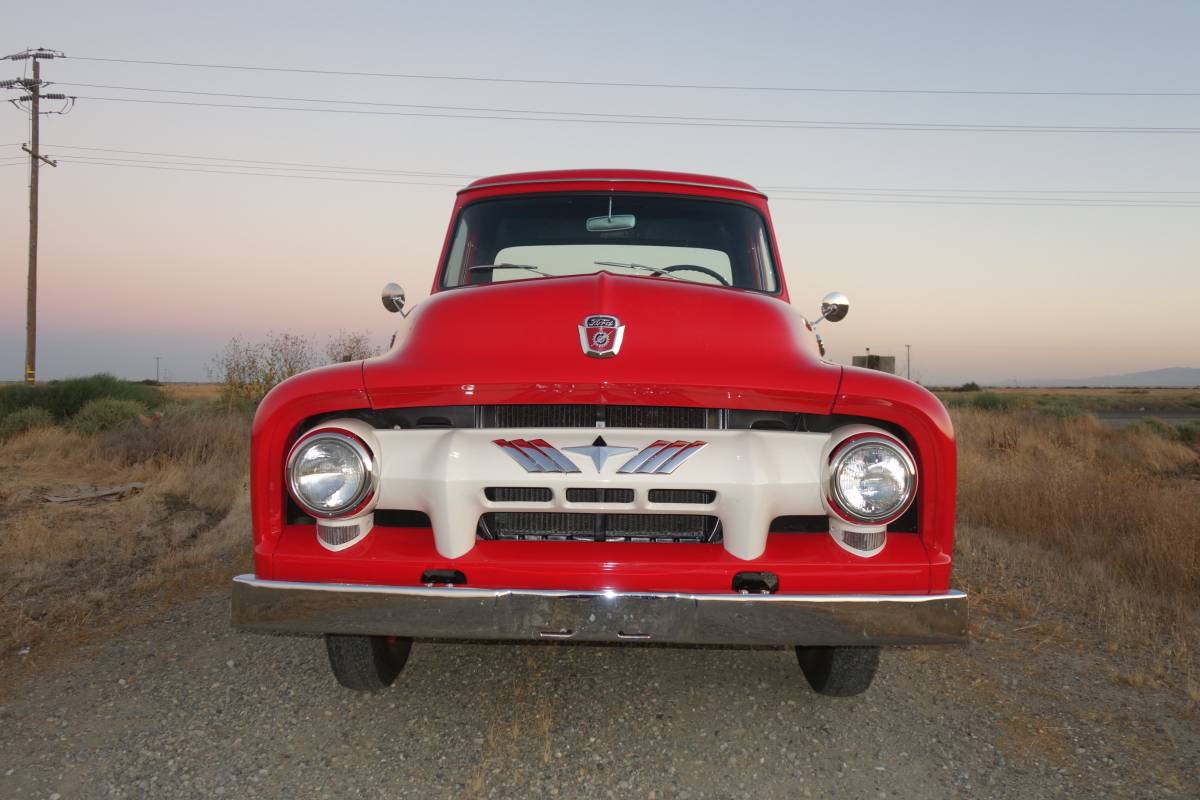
[231,575,968,646]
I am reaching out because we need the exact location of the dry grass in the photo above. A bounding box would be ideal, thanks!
[952,387,1200,414]
[962,387,1198,397]
[3,392,1198,698]
[952,407,1200,691]
[160,382,223,402]
[0,407,251,670]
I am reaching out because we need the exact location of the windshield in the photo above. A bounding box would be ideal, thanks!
[440,194,780,293]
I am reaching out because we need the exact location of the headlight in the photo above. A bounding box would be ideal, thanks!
[827,435,917,524]
[286,430,376,518]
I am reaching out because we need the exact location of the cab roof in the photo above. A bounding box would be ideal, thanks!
[461,169,765,198]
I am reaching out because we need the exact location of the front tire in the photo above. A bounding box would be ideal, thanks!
[325,634,412,691]
[796,646,880,696]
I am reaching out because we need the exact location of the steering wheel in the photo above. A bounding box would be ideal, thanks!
[662,264,731,286]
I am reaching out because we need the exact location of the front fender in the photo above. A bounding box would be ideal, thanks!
[832,368,957,591]
[251,362,369,578]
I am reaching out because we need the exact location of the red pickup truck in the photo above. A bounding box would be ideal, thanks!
[231,169,966,696]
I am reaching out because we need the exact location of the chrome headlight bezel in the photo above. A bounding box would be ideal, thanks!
[826,434,918,525]
[285,429,378,519]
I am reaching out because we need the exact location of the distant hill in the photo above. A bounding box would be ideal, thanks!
[1022,367,1200,388]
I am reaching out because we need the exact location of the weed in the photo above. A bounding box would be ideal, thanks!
[71,399,148,434]
[954,407,1199,684]
[971,392,1016,412]
[0,374,164,421]
[0,407,55,439]
[0,404,251,665]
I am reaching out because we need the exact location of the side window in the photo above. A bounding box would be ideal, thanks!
[755,227,778,292]
[444,218,469,284]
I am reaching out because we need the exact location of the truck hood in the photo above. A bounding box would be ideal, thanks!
[363,272,841,413]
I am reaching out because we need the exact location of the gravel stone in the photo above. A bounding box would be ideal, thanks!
[0,593,1196,799]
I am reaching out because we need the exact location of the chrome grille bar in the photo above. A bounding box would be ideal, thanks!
[617,440,708,474]
[493,439,581,473]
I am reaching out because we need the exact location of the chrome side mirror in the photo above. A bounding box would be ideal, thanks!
[816,291,849,324]
[381,282,410,316]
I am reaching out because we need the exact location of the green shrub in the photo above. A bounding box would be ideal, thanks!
[71,398,148,434]
[1134,417,1176,439]
[1176,420,1200,446]
[0,406,55,438]
[971,392,1016,412]
[954,381,981,393]
[0,374,164,421]
[1037,404,1085,420]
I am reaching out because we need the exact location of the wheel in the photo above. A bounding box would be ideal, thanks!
[795,646,880,697]
[324,634,412,691]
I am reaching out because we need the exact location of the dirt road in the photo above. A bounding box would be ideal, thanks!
[1,592,1195,799]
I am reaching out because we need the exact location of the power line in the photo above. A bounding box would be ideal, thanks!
[55,82,1200,133]
[70,94,1200,134]
[55,152,468,178]
[40,144,478,178]
[66,56,1200,98]
[58,153,386,172]
[10,142,1200,201]
[15,144,1200,195]
[10,142,1200,198]
[762,183,1200,195]
[45,158,1200,205]
[52,158,462,187]
[52,157,1200,204]
[771,195,1200,208]
[766,188,1200,203]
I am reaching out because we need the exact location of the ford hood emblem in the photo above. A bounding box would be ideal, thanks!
[579,314,624,358]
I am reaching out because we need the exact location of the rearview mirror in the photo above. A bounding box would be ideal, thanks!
[586,213,636,232]
[817,291,849,323]
[381,282,409,316]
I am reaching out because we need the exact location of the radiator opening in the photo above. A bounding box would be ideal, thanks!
[478,512,721,543]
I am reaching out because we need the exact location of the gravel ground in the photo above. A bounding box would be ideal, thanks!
[0,593,1196,799]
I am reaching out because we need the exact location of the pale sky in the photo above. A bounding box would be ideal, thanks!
[2,1,1198,385]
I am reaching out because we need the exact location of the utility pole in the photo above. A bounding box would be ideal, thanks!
[3,48,69,384]
[905,344,911,380]
[155,356,162,383]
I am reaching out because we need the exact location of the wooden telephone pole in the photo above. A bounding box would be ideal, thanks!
[4,48,68,384]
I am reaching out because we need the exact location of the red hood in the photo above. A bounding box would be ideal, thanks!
[363,272,841,413]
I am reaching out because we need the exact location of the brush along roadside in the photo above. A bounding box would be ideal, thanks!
[0,405,251,675]
[952,407,1199,695]
[0,400,1196,698]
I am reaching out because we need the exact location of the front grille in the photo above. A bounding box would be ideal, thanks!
[478,512,721,543]
[606,406,712,429]
[361,404,842,432]
[480,405,717,429]
[485,487,552,502]
[648,489,717,504]
[565,488,635,503]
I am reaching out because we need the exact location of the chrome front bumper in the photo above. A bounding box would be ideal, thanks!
[231,575,968,646]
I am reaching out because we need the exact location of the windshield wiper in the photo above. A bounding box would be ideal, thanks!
[468,263,553,277]
[593,260,678,280]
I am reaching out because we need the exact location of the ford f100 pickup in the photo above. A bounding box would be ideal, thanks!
[231,169,967,696]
